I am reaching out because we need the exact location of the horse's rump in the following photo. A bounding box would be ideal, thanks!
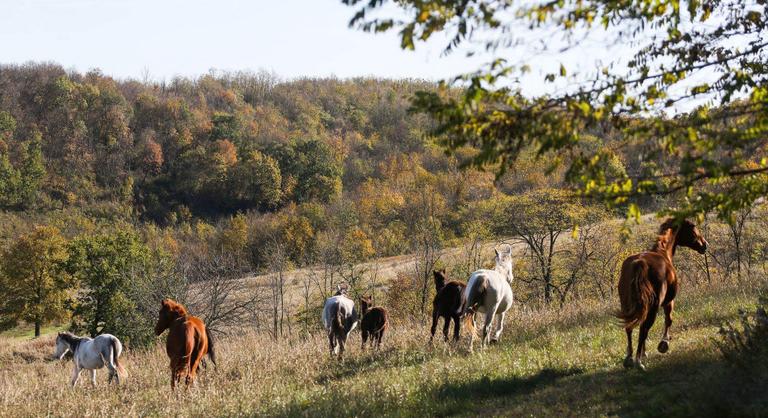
[616,258,655,329]
[465,275,488,314]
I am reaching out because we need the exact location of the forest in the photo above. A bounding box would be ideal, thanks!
[0,62,764,350]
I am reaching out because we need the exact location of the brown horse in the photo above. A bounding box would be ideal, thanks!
[360,295,388,349]
[430,269,466,343]
[617,219,707,370]
[154,299,217,389]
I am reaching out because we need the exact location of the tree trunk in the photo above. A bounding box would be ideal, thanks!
[34,320,41,337]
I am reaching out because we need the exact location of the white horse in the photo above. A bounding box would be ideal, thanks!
[53,332,125,387]
[322,286,359,357]
[463,246,515,351]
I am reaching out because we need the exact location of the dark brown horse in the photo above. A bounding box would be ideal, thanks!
[617,219,707,370]
[360,295,388,349]
[430,269,466,343]
[155,299,217,389]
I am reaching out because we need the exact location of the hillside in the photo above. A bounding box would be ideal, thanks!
[1,276,764,417]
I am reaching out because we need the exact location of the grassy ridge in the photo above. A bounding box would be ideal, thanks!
[0,281,764,417]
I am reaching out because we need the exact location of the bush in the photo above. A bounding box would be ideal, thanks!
[717,295,768,369]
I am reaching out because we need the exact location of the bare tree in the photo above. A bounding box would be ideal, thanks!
[178,252,264,335]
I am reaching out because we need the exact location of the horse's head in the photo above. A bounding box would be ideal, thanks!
[494,245,515,284]
[53,332,71,360]
[155,298,187,335]
[660,218,708,254]
[360,295,373,315]
[433,269,447,291]
[334,284,348,296]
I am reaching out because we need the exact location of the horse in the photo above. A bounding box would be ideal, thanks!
[155,298,217,389]
[360,295,388,349]
[430,269,466,343]
[463,246,515,351]
[53,332,125,387]
[322,286,359,357]
[617,218,708,370]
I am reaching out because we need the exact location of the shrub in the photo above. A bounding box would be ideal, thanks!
[717,295,768,369]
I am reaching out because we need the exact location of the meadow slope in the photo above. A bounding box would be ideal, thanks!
[1,277,765,417]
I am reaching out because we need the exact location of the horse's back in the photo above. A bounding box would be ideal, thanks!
[466,270,513,313]
[167,315,208,358]
[322,295,355,330]
[434,281,465,316]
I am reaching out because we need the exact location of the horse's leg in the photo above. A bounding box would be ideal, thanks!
[430,311,439,343]
[106,350,118,385]
[623,328,634,368]
[328,331,336,356]
[361,329,368,350]
[658,300,674,353]
[338,333,346,359]
[442,316,451,342]
[90,369,97,387]
[491,311,506,343]
[70,364,82,387]
[377,329,384,349]
[469,314,477,353]
[635,304,659,370]
[451,314,461,342]
[482,306,498,348]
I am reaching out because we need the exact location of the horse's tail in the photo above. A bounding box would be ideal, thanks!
[332,304,345,338]
[110,338,126,377]
[462,276,487,333]
[616,259,654,329]
[205,327,217,367]
[464,275,488,316]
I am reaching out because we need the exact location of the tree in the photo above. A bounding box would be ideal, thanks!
[0,226,70,336]
[496,188,604,304]
[343,0,768,222]
[65,229,156,345]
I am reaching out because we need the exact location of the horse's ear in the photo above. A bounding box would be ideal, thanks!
[494,248,500,258]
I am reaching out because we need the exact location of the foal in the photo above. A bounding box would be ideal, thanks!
[53,332,125,387]
[430,269,466,343]
[360,295,388,349]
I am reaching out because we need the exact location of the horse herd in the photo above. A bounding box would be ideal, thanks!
[49,218,708,389]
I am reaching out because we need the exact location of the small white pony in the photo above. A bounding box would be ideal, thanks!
[53,332,125,386]
[463,245,515,351]
[322,286,359,357]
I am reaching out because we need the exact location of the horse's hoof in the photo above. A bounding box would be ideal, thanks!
[635,361,646,371]
[658,340,669,353]
[623,356,634,369]
[490,338,499,345]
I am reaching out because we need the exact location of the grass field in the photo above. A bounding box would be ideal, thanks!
[1,277,765,417]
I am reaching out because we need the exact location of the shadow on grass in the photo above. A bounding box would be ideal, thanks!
[436,367,584,402]
[315,346,430,384]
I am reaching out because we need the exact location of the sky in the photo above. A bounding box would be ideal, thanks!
[5,0,723,112]
[0,0,642,97]
[0,0,494,81]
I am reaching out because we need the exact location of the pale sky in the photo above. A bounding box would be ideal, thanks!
[0,0,492,80]
[3,0,713,110]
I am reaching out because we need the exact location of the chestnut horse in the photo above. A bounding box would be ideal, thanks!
[617,219,707,370]
[155,299,217,389]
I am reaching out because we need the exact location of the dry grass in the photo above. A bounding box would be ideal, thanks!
[1,277,766,417]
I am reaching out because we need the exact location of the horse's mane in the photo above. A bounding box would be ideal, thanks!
[58,332,86,351]
[162,299,188,318]
[651,233,671,253]
[658,218,678,234]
